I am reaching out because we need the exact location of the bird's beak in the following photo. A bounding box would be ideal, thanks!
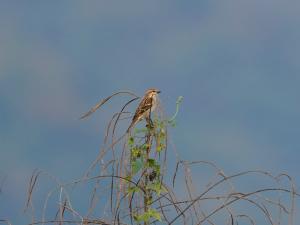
[157,90,161,94]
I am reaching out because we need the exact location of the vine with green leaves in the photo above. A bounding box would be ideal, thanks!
[126,96,183,224]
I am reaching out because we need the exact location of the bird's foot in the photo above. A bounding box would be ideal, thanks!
[146,123,154,130]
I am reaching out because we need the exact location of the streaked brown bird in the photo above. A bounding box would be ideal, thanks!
[127,88,161,133]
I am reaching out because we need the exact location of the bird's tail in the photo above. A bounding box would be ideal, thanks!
[126,121,136,134]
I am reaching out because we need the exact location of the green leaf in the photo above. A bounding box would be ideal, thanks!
[134,208,161,223]
[124,175,132,181]
[148,208,161,221]
[156,145,162,152]
[135,212,150,222]
[127,186,139,194]
[134,127,148,134]
[147,158,156,167]
[131,147,141,158]
[131,160,143,175]
[156,144,165,152]
[159,129,166,138]
[128,137,134,146]
[154,164,160,173]
[142,143,150,150]
[147,182,165,195]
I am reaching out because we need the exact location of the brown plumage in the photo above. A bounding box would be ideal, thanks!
[127,88,161,133]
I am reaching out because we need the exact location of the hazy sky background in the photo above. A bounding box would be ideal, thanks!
[1,1,300,224]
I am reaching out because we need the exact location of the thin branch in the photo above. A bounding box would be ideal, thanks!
[80,91,139,119]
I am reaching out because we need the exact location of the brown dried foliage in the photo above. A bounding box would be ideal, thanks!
[24,90,298,225]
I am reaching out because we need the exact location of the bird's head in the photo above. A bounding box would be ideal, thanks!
[145,88,161,97]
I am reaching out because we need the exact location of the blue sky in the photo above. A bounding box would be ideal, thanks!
[0,1,300,224]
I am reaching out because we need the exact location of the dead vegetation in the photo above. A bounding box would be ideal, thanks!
[23,90,298,225]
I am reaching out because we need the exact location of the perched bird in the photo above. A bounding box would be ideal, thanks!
[127,88,161,133]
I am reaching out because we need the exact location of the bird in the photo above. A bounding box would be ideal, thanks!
[127,88,161,133]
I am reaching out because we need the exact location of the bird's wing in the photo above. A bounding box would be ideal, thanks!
[132,96,153,121]
[127,96,153,133]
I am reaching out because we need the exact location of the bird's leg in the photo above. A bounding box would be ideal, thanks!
[145,117,154,130]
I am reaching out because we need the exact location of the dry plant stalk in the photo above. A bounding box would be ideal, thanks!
[23,90,298,225]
